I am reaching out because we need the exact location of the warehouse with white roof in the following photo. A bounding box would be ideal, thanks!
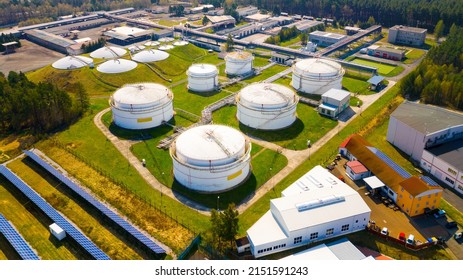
[246,165,371,258]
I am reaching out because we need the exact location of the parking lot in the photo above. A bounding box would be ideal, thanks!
[331,159,463,258]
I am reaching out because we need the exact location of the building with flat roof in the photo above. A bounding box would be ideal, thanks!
[387,101,463,195]
[245,13,271,23]
[340,134,443,216]
[246,165,371,258]
[367,45,406,61]
[236,6,258,17]
[285,20,324,32]
[309,31,347,47]
[318,88,351,118]
[345,26,362,35]
[206,15,236,28]
[104,26,152,45]
[388,25,427,46]
[281,238,369,260]
[24,29,77,54]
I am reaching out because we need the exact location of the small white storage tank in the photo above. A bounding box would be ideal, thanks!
[225,51,254,76]
[110,83,174,130]
[237,83,299,130]
[292,58,344,95]
[170,124,251,193]
[49,223,66,241]
[187,64,219,92]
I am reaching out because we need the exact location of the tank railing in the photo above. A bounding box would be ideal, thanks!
[238,95,299,114]
[109,98,173,114]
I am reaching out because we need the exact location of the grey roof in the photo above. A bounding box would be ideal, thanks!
[326,238,367,260]
[390,25,427,33]
[426,139,463,171]
[377,46,406,55]
[24,29,75,48]
[367,75,385,85]
[391,101,463,134]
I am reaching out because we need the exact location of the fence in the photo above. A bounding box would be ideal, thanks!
[367,225,436,251]
[178,235,201,260]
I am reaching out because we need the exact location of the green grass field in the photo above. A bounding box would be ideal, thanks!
[212,103,337,150]
[403,49,426,64]
[243,65,288,84]
[350,58,405,77]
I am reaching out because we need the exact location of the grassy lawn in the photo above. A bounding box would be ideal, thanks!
[171,84,232,115]
[243,64,288,84]
[157,19,185,27]
[253,56,271,68]
[350,58,402,76]
[403,49,426,64]
[212,104,337,150]
[0,177,79,260]
[342,77,376,95]
[279,36,301,47]
[7,158,143,260]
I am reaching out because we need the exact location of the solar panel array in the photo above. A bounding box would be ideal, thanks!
[0,165,110,260]
[24,150,166,255]
[0,213,40,260]
[367,147,411,179]
[420,176,440,186]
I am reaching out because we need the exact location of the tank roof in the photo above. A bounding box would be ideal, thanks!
[188,64,218,76]
[112,83,172,106]
[239,83,296,109]
[225,51,253,60]
[132,49,169,63]
[97,59,137,74]
[294,58,343,77]
[90,46,126,59]
[175,125,245,164]
[52,56,93,70]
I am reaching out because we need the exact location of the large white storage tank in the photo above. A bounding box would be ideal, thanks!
[292,58,344,95]
[237,83,299,130]
[225,51,254,76]
[110,83,174,130]
[170,125,252,193]
[187,64,219,92]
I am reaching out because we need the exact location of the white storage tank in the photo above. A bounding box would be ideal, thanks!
[187,64,219,92]
[292,58,344,95]
[237,83,299,130]
[110,83,174,130]
[225,51,254,76]
[170,124,251,193]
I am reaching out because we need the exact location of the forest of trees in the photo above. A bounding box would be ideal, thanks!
[203,0,463,32]
[0,71,89,134]
[80,37,106,53]
[400,24,463,110]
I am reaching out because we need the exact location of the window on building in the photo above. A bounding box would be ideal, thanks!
[355,220,358,223]
[458,185,463,192]
[445,177,455,184]
[341,224,350,232]
[448,168,457,175]
[401,187,404,192]
[427,194,431,198]
[326,228,334,236]
[435,193,439,197]
[294,236,302,244]
[399,194,403,198]
[426,201,429,206]
[409,195,413,199]
[310,232,319,240]
[433,199,436,203]
[416,204,420,208]
[418,197,421,201]
[415,210,418,214]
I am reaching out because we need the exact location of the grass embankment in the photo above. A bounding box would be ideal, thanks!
[212,104,337,150]
[7,159,143,260]
[0,177,79,260]
[403,49,426,64]
[26,44,218,97]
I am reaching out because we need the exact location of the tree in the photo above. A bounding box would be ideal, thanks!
[225,34,234,52]
[300,32,308,46]
[209,203,239,251]
[434,20,445,42]
[272,5,281,16]
[202,15,209,26]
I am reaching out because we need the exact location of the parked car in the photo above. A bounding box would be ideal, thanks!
[406,234,415,245]
[398,232,406,241]
[446,221,458,229]
[434,209,446,218]
[380,227,389,235]
[454,232,462,240]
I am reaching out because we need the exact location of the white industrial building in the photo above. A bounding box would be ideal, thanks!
[388,25,427,46]
[247,165,371,258]
[318,88,351,118]
[225,51,254,76]
[236,83,298,130]
[281,238,369,260]
[292,58,344,95]
[187,64,219,92]
[309,31,347,47]
[387,102,463,195]
[110,83,174,130]
[170,125,252,193]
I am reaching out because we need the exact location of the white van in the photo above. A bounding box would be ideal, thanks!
[406,234,415,245]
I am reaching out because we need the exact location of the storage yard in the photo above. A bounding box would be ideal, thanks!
[1,6,460,261]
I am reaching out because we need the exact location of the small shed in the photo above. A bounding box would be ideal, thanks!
[49,223,66,241]
[318,88,351,118]
[271,53,292,65]
[367,75,385,91]
[363,176,385,194]
[235,236,251,254]
[345,160,370,180]
[2,41,18,54]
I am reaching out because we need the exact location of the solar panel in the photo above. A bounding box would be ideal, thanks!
[0,165,110,260]
[24,150,166,255]
[420,176,440,186]
[0,213,40,260]
[367,147,411,179]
